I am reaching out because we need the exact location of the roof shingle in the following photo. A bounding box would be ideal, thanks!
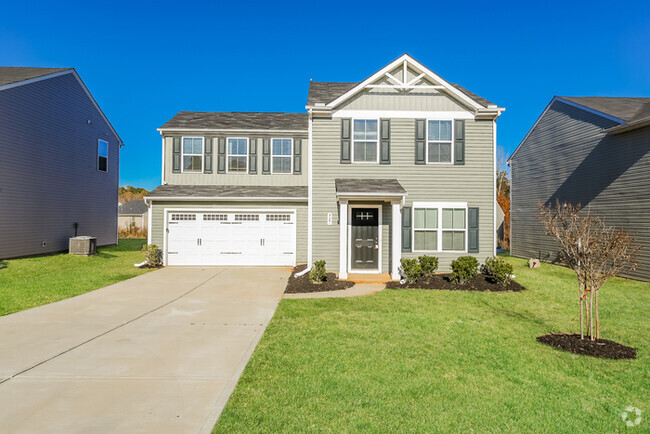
[159,112,308,131]
[561,97,650,122]
[147,184,308,199]
[119,200,148,215]
[0,67,71,87]
[335,178,406,195]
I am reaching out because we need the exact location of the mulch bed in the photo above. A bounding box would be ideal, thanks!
[285,264,355,294]
[537,333,637,359]
[386,273,526,292]
[138,264,163,269]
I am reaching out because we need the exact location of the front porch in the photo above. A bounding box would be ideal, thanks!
[335,178,407,281]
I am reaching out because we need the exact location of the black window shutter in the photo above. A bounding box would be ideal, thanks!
[217,137,226,174]
[262,138,270,174]
[204,137,213,173]
[341,118,351,164]
[415,119,426,164]
[454,119,465,165]
[402,206,412,252]
[293,138,302,174]
[172,137,181,173]
[380,119,390,164]
[249,138,257,174]
[468,207,479,253]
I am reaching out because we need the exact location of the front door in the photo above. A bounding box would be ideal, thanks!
[350,207,379,270]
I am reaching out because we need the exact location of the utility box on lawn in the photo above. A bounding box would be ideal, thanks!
[69,236,97,256]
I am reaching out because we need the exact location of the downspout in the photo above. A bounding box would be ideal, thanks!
[297,108,314,278]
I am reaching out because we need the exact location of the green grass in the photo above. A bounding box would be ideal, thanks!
[0,239,153,316]
[216,257,650,432]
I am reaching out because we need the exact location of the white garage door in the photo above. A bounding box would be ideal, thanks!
[166,211,296,266]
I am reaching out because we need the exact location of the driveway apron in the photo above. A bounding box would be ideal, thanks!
[0,266,289,433]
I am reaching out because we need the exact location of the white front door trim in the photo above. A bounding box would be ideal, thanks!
[347,204,382,274]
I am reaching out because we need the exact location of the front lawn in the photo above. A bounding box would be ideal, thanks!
[215,256,649,432]
[0,239,152,316]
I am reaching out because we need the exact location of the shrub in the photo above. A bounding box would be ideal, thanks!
[449,256,479,284]
[309,260,327,283]
[400,258,422,284]
[418,255,439,277]
[141,244,162,266]
[481,256,514,286]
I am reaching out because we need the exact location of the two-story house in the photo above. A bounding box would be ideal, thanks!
[146,54,504,279]
[0,67,122,259]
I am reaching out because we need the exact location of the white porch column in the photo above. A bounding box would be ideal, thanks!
[391,200,402,280]
[339,200,348,279]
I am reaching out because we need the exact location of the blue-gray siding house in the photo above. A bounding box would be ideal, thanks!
[509,96,650,282]
[0,67,122,258]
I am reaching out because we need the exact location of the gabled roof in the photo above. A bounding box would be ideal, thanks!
[0,67,71,87]
[508,95,650,163]
[119,200,148,215]
[0,66,123,145]
[306,54,503,117]
[335,178,406,196]
[159,112,308,132]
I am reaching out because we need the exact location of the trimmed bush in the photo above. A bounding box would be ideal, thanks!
[309,260,327,283]
[449,256,479,284]
[418,255,439,277]
[141,244,162,266]
[481,256,514,286]
[400,258,422,284]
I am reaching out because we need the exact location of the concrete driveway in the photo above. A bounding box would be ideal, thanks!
[0,266,289,433]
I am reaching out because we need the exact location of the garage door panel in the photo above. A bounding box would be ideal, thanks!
[166,211,296,266]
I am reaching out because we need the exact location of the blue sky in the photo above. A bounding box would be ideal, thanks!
[2,0,649,190]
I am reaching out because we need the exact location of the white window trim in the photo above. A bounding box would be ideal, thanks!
[181,136,204,173]
[426,119,454,165]
[412,201,468,253]
[351,118,380,164]
[226,137,249,174]
[270,138,293,174]
[97,139,108,172]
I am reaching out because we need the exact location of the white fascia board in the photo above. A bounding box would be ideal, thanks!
[326,54,484,111]
[145,196,308,202]
[507,96,624,164]
[332,110,475,119]
[157,128,307,134]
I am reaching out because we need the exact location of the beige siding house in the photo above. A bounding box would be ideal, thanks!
[146,54,504,278]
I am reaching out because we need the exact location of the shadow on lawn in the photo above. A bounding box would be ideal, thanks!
[478,298,556,331]
[0,260,7,270]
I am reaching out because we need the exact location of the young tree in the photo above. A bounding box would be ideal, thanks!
[538,201,642,340]
[496,146,510,249]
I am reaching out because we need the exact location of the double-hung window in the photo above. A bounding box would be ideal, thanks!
[427,120,452,163]
[352,119,378,163]
[413,203,467,252]
[227,137,248,173]
[272,138,292,174]
[97,139,108,172]
[182,137,203,172]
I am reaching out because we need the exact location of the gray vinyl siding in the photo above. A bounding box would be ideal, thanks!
[149,200,308,263]
[0,73,120,259]
[338,89,471,112]
[312,116,495,272]
[510,99,650,282]
[163,132,308,186]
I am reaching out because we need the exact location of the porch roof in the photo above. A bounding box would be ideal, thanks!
[335,178,407,200]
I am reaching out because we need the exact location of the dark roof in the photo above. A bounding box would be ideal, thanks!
[147,184,308,199]
[307,82,359,106]
[560,97,650,122]
[307,80,495,108]
[0,67,71,87]
[160,112,308,131]
[119,200,148,215]
[335,178,406,195]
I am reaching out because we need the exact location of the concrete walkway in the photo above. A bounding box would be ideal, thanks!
[0,266,289,433]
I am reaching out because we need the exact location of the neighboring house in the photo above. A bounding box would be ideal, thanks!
[509,96,650,282]
[146,54,504,279]
[496,201,505,247]
[118,200,149,230]
[0,67,122,259]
